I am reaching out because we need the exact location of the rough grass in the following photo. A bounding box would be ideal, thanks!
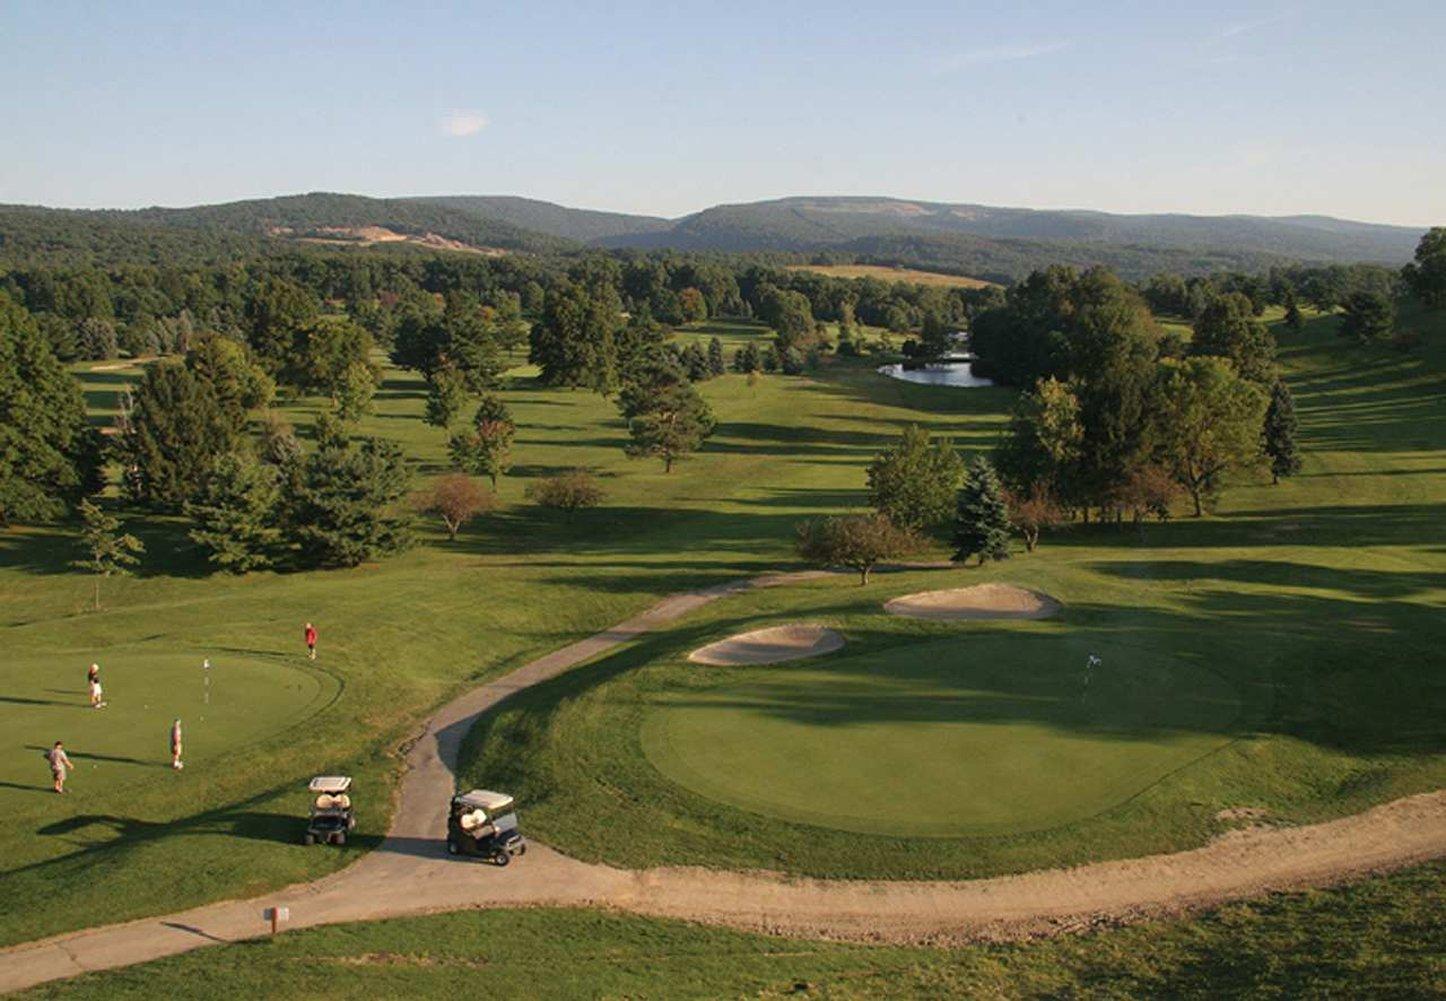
[21,863,1446,999]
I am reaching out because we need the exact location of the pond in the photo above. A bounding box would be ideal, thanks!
[877,359,994,388]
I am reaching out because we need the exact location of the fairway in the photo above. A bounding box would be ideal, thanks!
[642,635,1243,836]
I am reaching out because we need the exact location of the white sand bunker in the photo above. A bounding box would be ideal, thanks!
[689,624,845,666]
[884,583,1061,621]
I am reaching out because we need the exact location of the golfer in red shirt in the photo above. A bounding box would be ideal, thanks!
[304,622,318,660]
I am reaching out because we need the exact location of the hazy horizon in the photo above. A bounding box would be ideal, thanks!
[3,2,1443,227]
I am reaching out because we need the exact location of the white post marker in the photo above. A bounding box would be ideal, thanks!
[264,905,290,935]
[203,657,211,706]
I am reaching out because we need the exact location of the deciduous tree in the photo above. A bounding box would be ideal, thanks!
[617,354,715,472]
[415,474,495,540]
[525,469,605,514]
[795,513,919,585]
[866,425,964,533]
[1152,357,1267,516]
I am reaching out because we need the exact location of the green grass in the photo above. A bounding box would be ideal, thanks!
[640,634,1243,837]
[22,863,1446,999]
[457,305,1446,878]
[0,322,1010,945]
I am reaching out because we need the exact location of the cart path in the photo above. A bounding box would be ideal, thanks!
[3,568,1445,994]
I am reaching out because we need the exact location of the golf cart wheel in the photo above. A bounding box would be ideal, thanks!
[493,851,511,867]
[446,840,459,856]
[334,832,346,846]
[303,833,315,846]
[517,843,527,856]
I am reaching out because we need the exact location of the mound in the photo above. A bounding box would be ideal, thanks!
[884,583,1060,621]
[688,624,844,666]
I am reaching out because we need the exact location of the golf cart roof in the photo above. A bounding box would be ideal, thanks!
[453,789,513,812]
[308,776,352,794]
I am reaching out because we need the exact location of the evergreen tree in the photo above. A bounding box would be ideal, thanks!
[243,276,320,374]
[1338,290,1396,343]
[706,336,726,377]
[952,457,1012,565]
[617,354,715,472]
[185,334,274,422]
[1283,290,1303,330]
[680,342,709,381]
[1190,293,1277,384]
[423,364,469,428]
[440,291,505,393]
[333,361,379,423]
[447,394,515,487]
[115,361,242,510]
[528,280,623,391]
[71,500,144,610]
[0,294,103,524]
[185,452,282,573]
[285,436,412,568]
[866,425,964,533]
[1262,380,1302,484]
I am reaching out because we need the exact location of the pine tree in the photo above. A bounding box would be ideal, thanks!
[1263,380,1302,484]
[115,360,242,510]
[1283,290,1303,330]
[952,457,1012,565]
[185,452,282,573]
[707,336,726,377]
[71,500,144,610]
[447,394,516,487]
[423,365,469,428]
[285,437,412,568]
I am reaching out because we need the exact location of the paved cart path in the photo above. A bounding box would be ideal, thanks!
[3,569,1444,994]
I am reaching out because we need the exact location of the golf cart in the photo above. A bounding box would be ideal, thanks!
[303,775,356,846]
[447,789,526,865]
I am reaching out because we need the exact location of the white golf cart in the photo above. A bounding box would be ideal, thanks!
[303,775,356,846]
[447,789,526,865]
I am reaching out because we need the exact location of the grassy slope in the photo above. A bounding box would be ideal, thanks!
[783,263,998,288]
[22,863,1446,999]
[0,321,1001,945]
[457,305,1446,877]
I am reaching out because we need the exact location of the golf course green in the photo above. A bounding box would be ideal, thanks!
[641,635,1243,836]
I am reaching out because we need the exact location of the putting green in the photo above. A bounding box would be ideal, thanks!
[0,648,338,794]
[641,635,1244,836]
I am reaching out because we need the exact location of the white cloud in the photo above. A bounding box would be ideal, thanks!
[440,111,489,138]
[1219,10,1292,38]
[935,41,1073,73]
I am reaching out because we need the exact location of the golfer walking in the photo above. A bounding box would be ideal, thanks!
[46,741,74,794]
[304,622,318,661]
[170,718,184,770]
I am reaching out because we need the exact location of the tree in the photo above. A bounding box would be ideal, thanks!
[447,395,515,487]
[1403,227,1446,308]
[1113,463,1181,528]
[1152,357,1268,516]
[952,457,1011,565]
[415,474,495,540]
[994,377,1083,495]
[1004,483,1065,553]
[617,354,715,472]
[76,317,118,360]
[1191,293,1276,384]
[1262,379,1302,483]
[439,291,506,393]
[706,336,726,377]
[525,469,605,514]
[185,334,274,420]
[678,287,708,323]
[795,513,919,585]
[185,452,282,573]
[288,315,376,397]
[1338,290,1396,344]
[866,425,964,533]
[0,294,103,524]
[731,342,761,373]
[423,364,469,428]
[755,285,817,353]
[1283,290,1303,330]
[528,280,624,391]
[71,500,144,610]
[244,277,320,374]
[333,361,379,423]
[115,361,242,510]
[284,436,412,568]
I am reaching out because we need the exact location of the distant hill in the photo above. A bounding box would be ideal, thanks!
[409,195,670,243]
[597,196,1424,275]
[0,191,1425,278]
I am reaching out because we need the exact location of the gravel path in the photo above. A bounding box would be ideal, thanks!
[2,568,1443,994]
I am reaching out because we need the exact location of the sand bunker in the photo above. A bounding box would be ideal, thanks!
[884,583,1061,621]
[689,624,845,666]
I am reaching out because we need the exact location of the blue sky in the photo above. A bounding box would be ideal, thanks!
[2,1,1442,224]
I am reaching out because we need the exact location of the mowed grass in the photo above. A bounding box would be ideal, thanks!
[785,263,998,289]
[21,863,1446,1000]
[459,305,1446,878]
[641,634,1243,837]
[0,320,1011,945]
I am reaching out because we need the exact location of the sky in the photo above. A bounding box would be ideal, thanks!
[2,1,1443,225]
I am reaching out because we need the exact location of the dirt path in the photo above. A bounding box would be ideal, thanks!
[2,569,1443,993]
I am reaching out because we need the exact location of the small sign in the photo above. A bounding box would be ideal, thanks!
[264,906,290,933]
